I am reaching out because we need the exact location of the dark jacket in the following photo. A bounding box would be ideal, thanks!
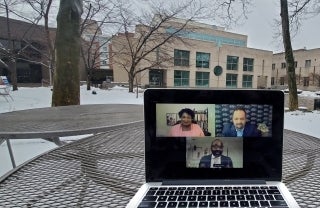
[199,154,233,168]
[222,123,261,137]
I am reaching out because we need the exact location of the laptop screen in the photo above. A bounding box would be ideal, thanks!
[144,89,284,182]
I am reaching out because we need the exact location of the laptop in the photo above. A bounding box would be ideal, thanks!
[127,89,299,208]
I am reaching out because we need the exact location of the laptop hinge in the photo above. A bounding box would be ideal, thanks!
[162,180,266,186]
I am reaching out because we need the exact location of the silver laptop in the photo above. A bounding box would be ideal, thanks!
[127,89,299,208]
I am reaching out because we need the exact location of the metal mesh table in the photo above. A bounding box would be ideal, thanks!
[0,106,319,207]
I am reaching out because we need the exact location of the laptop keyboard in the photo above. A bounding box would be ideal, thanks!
[138,185,288,208]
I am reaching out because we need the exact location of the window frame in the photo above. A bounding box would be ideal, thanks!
[226,55,239,70]
[226,73,238,88]
[242,75,253,88]
[174,49,190,66]
[174,70,190,87]
[243,58,254,72]
[195,71,210,87]
[196,52,210,68]
[305,60,311,68]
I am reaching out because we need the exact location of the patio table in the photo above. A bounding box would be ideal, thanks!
[0,104,319,207]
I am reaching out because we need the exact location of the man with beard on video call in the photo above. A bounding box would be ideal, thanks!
[199,139,233,168]
[222,106,261,137]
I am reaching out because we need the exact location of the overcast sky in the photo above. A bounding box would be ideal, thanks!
[229,0,320,52]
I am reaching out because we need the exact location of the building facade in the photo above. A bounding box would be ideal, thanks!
[81,19,112,83]
[272,48,320,91]
[111,18,273,89]
[0,16,54,84]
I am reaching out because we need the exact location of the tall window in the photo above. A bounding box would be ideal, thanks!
[174,49,190,66]
[272,64,275,70]
[243,58,254,71]
[226,74,237,88]
[174,70,190,86]
[305,60,311,68]
[280,77,285,85]
[226,56,239,70]
[294,61,298,68]
[271,77,275,85]
[242,75,253,88]
[196,52,210,68]
[196,72,210,87]
[281,62,286,69]
[303,77,309,86]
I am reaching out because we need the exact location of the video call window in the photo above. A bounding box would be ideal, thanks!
[156,104,273,138]
[186,137,243,169]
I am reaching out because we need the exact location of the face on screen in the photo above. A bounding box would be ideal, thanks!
[186,137,243,169]
[156,104,272,138]
[155,103,273,169]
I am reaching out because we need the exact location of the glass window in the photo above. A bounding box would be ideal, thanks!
[174,49,190,66]
[272,64,275,70]
[303,77,309,86]
[242,75,253,88]
[196,52,210,68]
[281,62,286,69]
[271,77,275,85]
[294,61,297,68]
[280,77,285,85]
[226,56,239,70]
[243,58,254,71]
[226,74,237,88]
[305,60,311,68]
[196,72,210,87]
[174,70,190,86]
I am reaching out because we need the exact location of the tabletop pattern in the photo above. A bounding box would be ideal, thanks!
[0,105,319,207]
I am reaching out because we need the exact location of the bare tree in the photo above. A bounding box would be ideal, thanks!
[281,0,298,110]
[278,0,320,110]
[310,72,320,88]
[52,0,83,106]
[1,0,19,90]
[112,0,214,92]
[80,0,120,90]
[24,0,55,85]
[0,0,50,90]
[24,0,55,86]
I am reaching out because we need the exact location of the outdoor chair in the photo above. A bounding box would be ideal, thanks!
[0,76,14,102]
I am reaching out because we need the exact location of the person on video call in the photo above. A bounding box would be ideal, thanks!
[199,139,233,168]
[169,108,205,137]
[222,106,261,137]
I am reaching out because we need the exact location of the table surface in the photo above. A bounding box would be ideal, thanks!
[0,105,319,207]
[0,104,143,139]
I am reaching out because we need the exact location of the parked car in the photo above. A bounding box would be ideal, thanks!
[283,88,303,94]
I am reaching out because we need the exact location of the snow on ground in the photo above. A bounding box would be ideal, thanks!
[0,86,320,177]
[0,85,143,113]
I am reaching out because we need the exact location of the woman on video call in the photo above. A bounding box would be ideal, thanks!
[169,108,205,137]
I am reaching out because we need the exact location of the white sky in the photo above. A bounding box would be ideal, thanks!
[230,0,320,52]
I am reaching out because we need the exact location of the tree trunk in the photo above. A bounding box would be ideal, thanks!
[5,3,17,91]
[52,0,83,106]
[86,70,91,90]
[280,0,298,111]
[44,0,55,86]
[8,59,17,91]
[128,72,134,93]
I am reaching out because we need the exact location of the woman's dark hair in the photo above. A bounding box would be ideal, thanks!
[178,108,195,120]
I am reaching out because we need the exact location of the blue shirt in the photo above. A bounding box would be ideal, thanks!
[236,128,244,137]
